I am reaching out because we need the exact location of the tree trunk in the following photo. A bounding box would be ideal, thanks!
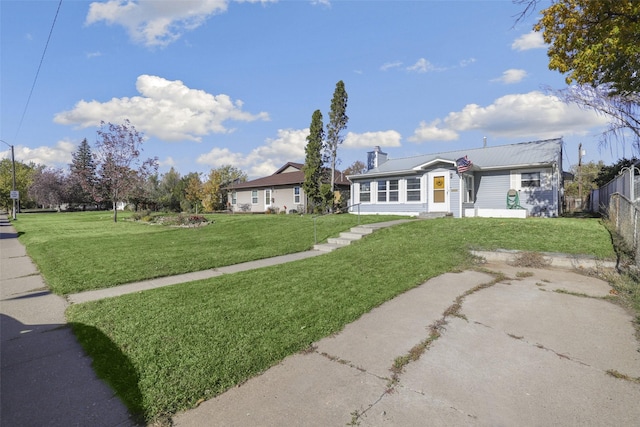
[112,200,118,222]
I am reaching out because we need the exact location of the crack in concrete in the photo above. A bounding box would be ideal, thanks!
[344,271,507,425]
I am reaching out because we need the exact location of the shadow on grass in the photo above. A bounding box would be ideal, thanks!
[69,322,146,423]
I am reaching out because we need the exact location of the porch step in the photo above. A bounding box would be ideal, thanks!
[313,220,411,252]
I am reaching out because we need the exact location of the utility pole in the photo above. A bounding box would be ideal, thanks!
[1,139,17,220]
[578,143,583,209]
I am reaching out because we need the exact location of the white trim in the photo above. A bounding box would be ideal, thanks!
[265,189,272,207]
[404,176,422,203]
[428,171,449,212]
[413,158,456,171]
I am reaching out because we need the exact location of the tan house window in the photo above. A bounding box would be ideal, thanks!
[294,186,301,204]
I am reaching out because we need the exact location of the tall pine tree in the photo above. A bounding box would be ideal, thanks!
[69,138,97,207]
[325,80,348,196]
[303,110,325,213]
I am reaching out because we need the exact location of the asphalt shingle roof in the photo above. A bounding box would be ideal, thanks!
[231,162,350,189]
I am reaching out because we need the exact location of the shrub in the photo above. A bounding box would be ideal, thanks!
[131,210,152,221]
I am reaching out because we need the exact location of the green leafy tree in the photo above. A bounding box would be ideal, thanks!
[524,0,640,152]
[159,167,183,212]
[534,0,640,96]
[594,158,639,188]
[93,120,158,222]
[325,80,348,196]
[564,160,604,198]
[202,165,247,212]
[183,172,203,214]
[0,158,37,212]
[303,109,325,213]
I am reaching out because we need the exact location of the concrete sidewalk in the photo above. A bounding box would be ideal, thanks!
[0,216,137,427]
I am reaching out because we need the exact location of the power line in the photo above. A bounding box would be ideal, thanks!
[13,0,63,141]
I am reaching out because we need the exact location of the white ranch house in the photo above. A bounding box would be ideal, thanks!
[347,139,564,218]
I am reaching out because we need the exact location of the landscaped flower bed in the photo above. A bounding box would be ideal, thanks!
[130,211,210,227]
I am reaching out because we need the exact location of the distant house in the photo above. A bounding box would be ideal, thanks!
[227,162,350,213]
[347,138,564,218]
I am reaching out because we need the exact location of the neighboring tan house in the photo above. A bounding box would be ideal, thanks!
[227,162,350,213]
[347,138,564,218]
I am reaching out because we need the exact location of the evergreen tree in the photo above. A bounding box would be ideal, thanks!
[303,110,325,213]
[69,138,96,207]
[325,80,348,197]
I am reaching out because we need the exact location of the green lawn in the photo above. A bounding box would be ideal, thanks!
[12,211,404,294]
[14,213,618,422]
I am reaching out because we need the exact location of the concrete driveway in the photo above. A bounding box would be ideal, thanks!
[173,263,640,426]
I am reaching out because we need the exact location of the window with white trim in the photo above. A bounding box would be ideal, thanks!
[406,177,421,202]
[231,191,237,205]
[521,172,541,188]
[265,189,272,205]
[293,186,301,204]
[251,190,258,204]
[377,179,399,202]
[359,181,371,202]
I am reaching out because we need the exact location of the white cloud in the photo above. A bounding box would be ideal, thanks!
[408,119,459,142]
[459,58,476,68]
[54,74,269,142]
[492,68,528,84]
[1,140,76,168]
[380,61,403,71]
[512,30,545,51]
[86,51,103,58]
[197,128,308,178]
[409,91,609,142]
[86,0,278,47]
[159,156,176,168]
[407,58,443,73]
[86,0,228,47]
[344,130,402,149]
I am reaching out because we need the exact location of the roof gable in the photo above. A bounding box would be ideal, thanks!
[274,162,304,174]
[230,162,349,189]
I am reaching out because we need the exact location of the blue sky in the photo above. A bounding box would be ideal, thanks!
[0,0,625,179]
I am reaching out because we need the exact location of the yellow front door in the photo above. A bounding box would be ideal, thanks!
[429,172,448,212]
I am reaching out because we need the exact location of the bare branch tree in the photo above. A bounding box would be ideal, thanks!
[94,120,158,222]
[557,85,640,156]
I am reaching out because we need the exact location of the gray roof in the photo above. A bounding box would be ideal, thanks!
[351,138,563,179]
